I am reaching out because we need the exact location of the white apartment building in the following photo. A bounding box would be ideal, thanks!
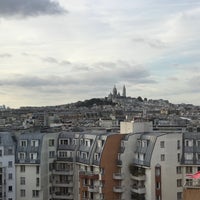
[120,121,183,200]
[15,132,59,200]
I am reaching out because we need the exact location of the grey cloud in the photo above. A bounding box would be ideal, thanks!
[133,37,167,49]
[0,61,155,97]
[80,61,156,85]
[60,60,71,66]
[42,57,59,64]
[0,0,67,17]
[0,75,77,88]
[0,53,12,58]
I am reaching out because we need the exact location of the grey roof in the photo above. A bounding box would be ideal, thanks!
[0,132,16,146]
[15,132,45,164]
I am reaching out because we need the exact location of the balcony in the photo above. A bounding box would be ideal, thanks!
[131,186,146,194]
[116,159,122,166]
[131,193,145,200]
[79,171,99,179]
[113,186,124,193]
[88,185,99,193]
[57,157,74,162]
[131,174,146,181]
[53,180,73,187]
[184,179,200,188]
[52,193,73,199]
[58,144,76,150]
[113,173,124,180]
[52,169,73,175]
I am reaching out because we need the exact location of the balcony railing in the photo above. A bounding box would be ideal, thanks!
[52,192,73,199]
[113,173,124,180]
[88,185,99,193]
[113,186,124,193]
[131,186,146,194]
[116,159,122,166]
[184,179,200,188]
[53,180,73,187]
[79,171,99,179]
[52,169,73,175]
[131,174,146,181]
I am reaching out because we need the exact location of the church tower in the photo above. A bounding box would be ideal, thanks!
[122,85,126,97]
[113,85,117,97]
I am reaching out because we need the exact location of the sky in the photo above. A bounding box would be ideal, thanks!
[0,0,200,108]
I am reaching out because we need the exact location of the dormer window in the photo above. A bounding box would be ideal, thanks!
[20,140,27,147]
[31,140,39,147]
[19,152,26,160]
[60,139,69,145]
[185,139,193,147]
[30,153,37,160]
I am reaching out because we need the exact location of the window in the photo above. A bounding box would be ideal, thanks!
[161,154,165,161]
[185,140,193,147]
[20,140,27,147]
[31,140,39,147]
[60,139,69,145]
[177,179,182,187]
[176,166,182,174]
[36,166,39,174]
[19,152,26,160]
[197,153,200,160]
[8,161,12,167]
[20,189,26,197]
[156,195,161,200]
[0,150,2,157]
[49,139,54,146]
[156,182,161,189]
[8,186,12,192]
[32,190,39,198]
[160,141,165,148]
[177,140,180,149]
[197,140,200,147]
[155,167,161,176]
[30,153,37,160]
[8,148,13,155]
[177,153,181,162]
[8,198,12,200]
[49,151,55,158]
[185,153,193,160]
[20,177,25,185]
[139,153,145,161]
[8,173,12,180]
[94,153,99,160]
[49,163,54,170]
[36,178,39,187]
[186,166,193,174]
[177,192,182,200]
[20,165,25,172]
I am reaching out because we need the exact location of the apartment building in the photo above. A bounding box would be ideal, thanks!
[0,132,16,200]
[120,121,184,200]
[1,120,200,200]
[15,132,59,200]
[49,131,124,200]
[181,131,200,200]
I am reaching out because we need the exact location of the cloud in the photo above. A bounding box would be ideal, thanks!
[42,57,59,64]
[0,74,77,88]
[132,37,167,49]
[0,53,12,58]
[0,0,67,17]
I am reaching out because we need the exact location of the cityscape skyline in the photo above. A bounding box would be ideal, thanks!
[0,0,200,108]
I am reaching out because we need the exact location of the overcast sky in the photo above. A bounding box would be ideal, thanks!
[0,0,200,108]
